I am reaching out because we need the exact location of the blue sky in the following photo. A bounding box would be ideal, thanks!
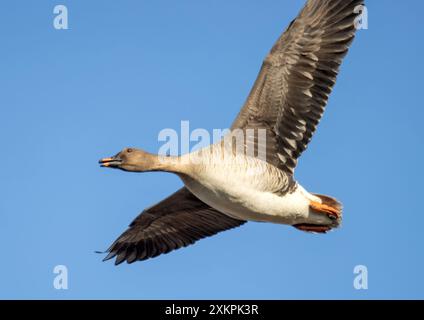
[0,0,423,299]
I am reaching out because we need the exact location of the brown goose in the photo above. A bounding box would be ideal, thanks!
[99,0,364,265]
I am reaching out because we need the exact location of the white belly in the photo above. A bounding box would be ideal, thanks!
[180,158,330,226]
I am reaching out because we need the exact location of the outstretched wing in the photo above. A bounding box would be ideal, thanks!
[104,188,246,265]
[231,0,364,174]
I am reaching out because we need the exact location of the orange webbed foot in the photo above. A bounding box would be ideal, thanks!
[293,224,332,234]
[309,200,341,220]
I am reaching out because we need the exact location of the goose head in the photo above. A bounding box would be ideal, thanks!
[99,148,157,172]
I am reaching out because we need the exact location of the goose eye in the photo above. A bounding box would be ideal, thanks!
[127,148,133,153]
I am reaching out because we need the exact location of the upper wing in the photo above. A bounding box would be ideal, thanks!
[104,188,246,265]
[231,0,364,174]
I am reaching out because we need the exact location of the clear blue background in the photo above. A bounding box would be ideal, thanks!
[0,0,422,299]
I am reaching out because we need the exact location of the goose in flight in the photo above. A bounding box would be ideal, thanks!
[99,0,364,265]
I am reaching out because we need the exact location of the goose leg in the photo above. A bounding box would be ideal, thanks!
[309,200,340,220]
[293,224,331,234]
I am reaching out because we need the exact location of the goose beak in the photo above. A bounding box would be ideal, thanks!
[99,155,122,168]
